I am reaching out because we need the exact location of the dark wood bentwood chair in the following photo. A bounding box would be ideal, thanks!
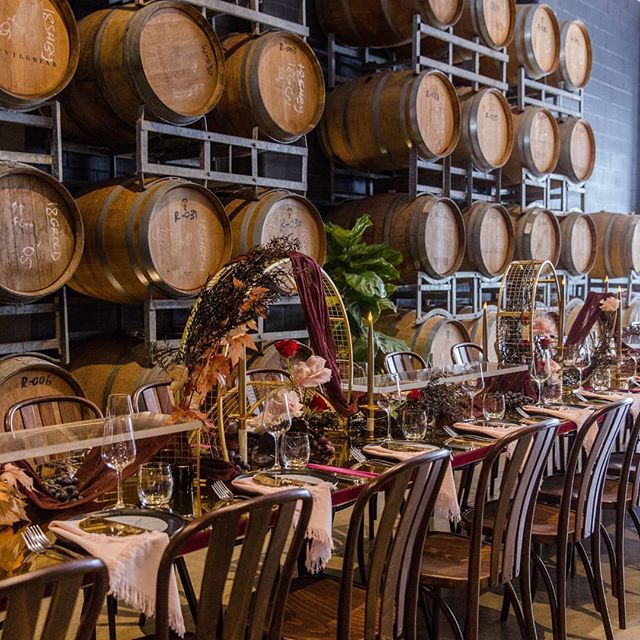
[5,395,103,433]
[152,488,313,640]
[420,419,560,640]
[383,350,428,375]
[282,448,450,640]
[133,381,175,414]
[533,398,632,640]
[450,342,485,366]
[601,409,640,628]
[0,557,108,640]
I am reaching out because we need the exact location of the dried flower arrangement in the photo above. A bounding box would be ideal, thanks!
[401,374,467,426]
[0,464,32,527]
[588,294,621,374]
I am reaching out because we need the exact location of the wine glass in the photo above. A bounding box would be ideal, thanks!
[400,410,428,441]
[101,394,137,510]
[376,373,403,442]
[461,362,484,420]
[530,351,551,406]
[282,433,311,470]
[261,391,292,471]
[482,392,506,421]
[137,462,173,508]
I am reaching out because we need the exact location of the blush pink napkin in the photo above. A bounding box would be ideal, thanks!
[523,405,596,452]
[580,391,640,420]
[452,422,521,456]
[49,520,185,637]
[231,476,333,574]
[363,446,460,523]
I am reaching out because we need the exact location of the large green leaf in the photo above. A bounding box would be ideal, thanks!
[344,271,386,299]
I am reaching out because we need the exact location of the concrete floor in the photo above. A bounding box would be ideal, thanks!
[97,508,640,639]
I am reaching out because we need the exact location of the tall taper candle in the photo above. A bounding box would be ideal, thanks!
[367,311,375,438]
[559,276,566,352]
[617,286,623,357]
[605,275,609,292]
[481,302,488,358]
[238,347,248,463]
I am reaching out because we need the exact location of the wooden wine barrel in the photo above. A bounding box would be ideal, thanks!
[0,163,84,302]
[326,193,465,282]
[0,355,85,429]
[455,0,516,49]
[70,335,168,411]
[454,88,514,172]
[70,178,232,304]
[315,0,464,47]
[464,305,498,362]
[624,300,640,328]
[556,118,596,184]
[564,298,584,334]
[505,4,560,83]
[379,310,470,366]
[558,212,597,276]
[590,212,640,279]
[550,20,592,91]
[0,0,79,110]
[509,206,561,265]
[461,203,514,277]
[223,189,326,264]
[318,70,460,171]
[60,1,225,144]
[503,107,559,183]
[209,32,324,143]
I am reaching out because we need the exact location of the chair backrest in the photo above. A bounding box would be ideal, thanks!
[133,380,175,414]
[623,413,640,509]
[338,447,450,640]
[0,557,108,640]
[155,488,313,640]
[450,342,484,366]
[561,399,631,541]
[469,419,560,589]
[5,395,103,432]
[383,351,427,375]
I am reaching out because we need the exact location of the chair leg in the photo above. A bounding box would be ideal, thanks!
[590,525,616,640]
[628,506,640,538]
[107,595,118,640]
[575,540,599,613]
[504,582,527,639]
[555,540,569,640]
[422,587,464,640]
[357,519,368,585]
[532,551,559,640]
[499,590,510,622]
[175,556,198,625]
[520,546,538,640]
[613,502,629,628]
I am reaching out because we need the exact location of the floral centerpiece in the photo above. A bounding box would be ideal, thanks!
[587,295,621,382]
[532,313,562,403]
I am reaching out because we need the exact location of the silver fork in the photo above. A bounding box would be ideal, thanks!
[212,481,235,501]
[22,524,79,559]
[349,447,367,463]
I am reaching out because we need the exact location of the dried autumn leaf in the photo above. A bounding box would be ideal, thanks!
[233,277,246,291]
[222,326,257,367]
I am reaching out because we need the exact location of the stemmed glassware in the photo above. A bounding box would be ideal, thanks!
[376,373,403,442]
[262,392,292,471]
[530,351,551,406]
[101,394,137,510]
[461,362,484,420]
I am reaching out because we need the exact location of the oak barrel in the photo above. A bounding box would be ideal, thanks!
[0,355,85,429]
[464,305,498,361]
[210,32,324,143]
[70,177,232,304]
[454,88,514,172]
[461,203,514,277]
[379,310,470,366]
[590,212,640,279]
[558,212,597,276]
[315,0,464,47]
[505,4,560,83]
[326,193,465,282]
[70,335,168,411]
[223,189,326,264]
[624,300,640,328]
[556,118,596,184]
[0,0,79,110]
[0,163,84,302]
[455,0,516,49]
[503,107,559,183]
[318,70,460,172]
[61,1,225,144]
[564,298,584,334]
[509,206,562,265]
[551,20,592,91]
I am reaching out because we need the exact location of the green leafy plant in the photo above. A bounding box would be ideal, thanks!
[324,214,407,363]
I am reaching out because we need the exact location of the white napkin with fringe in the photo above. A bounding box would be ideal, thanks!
[363,446,460,523]
[49,520,185,637]
[579,390,640,420]
[523,405,596,452]
[231,476,333,574]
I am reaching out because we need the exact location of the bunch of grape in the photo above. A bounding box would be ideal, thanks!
[309,429,336,463]
[228,450,250,475]
[504,391,535,412]
[45,474,81,502]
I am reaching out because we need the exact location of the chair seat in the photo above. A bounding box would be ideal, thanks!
[420,532,492,590]
[531,502,578,544]
[539,473,632,507]
[283,576,367,640]
[607,451,639,476]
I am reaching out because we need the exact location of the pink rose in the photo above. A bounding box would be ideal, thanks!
[247,389,303,430]
[291,356,332,389]
[599,296,620,313]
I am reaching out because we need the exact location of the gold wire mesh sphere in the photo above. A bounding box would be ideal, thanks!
[496,260,563,364]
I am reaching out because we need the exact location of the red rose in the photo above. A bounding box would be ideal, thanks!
[309,395,330,413]
[275,339,300,359]
[539,337,550,349]
[407,389,422,401]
